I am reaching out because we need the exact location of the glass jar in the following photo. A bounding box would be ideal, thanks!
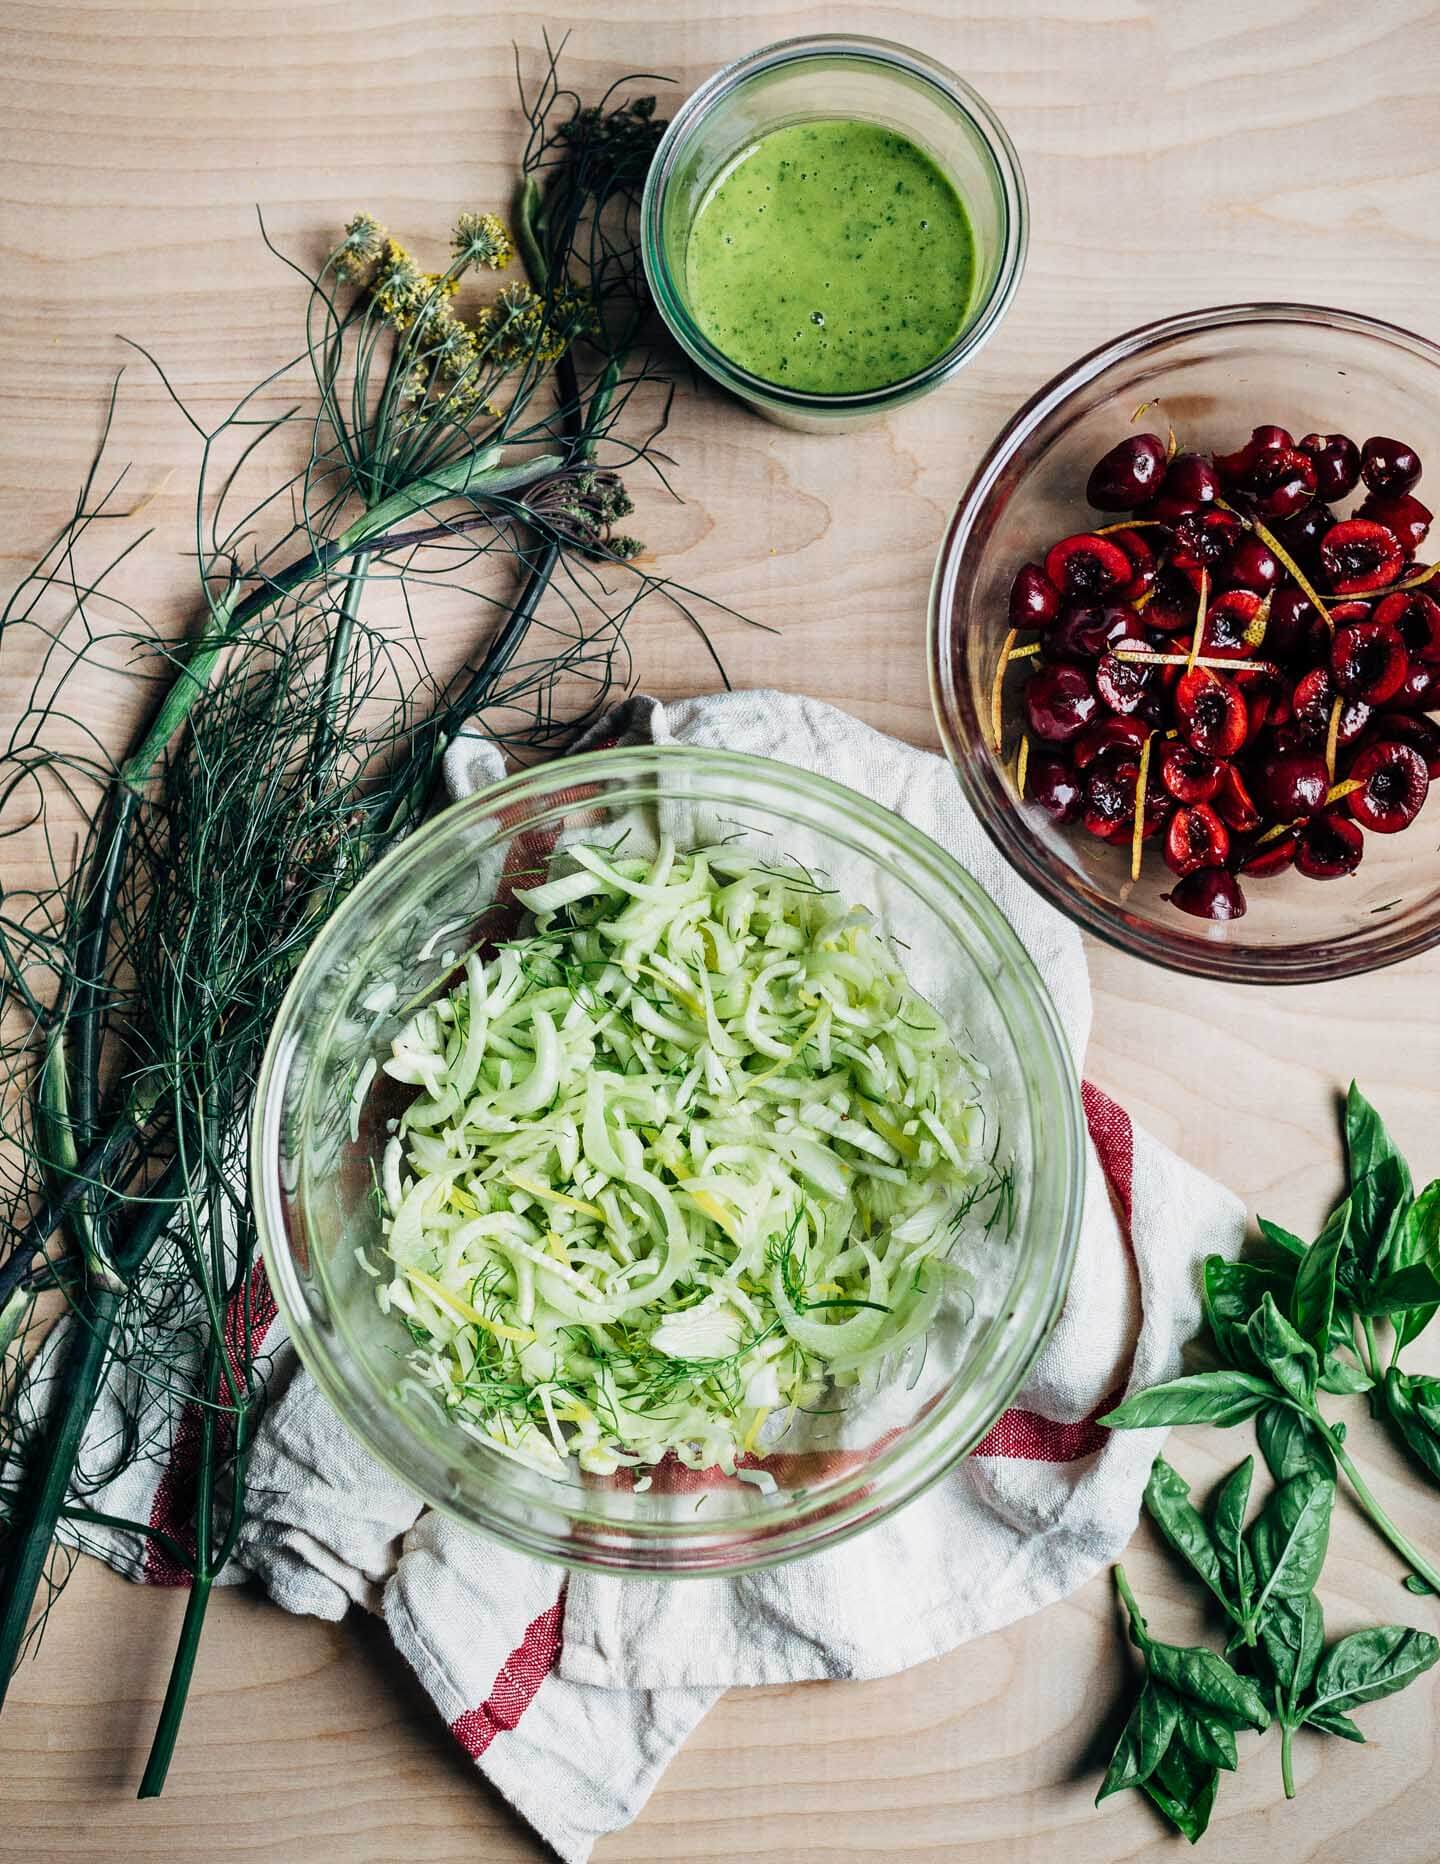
[641,35,1027,432]
[253,745,1083,1574]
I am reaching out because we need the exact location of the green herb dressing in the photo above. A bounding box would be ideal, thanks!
[684,117,977,395]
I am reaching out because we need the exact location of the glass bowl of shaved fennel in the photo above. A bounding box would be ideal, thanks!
[253,745,1083,1573]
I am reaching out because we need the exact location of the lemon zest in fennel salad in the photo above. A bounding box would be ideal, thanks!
[372,838,999,1478]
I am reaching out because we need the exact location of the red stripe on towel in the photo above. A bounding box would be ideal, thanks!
[144,1258,277,1585]
[973,1082,1134,1461]
[972,1386,1124,1460]
[450,1589,567,1758]
[1081,1080,1134,1231]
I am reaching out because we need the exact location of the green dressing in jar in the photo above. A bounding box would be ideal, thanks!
[683,117,977,396]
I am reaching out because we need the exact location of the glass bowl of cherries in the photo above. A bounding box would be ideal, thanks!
[929,303,1440,982]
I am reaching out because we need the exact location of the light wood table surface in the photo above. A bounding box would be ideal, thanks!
[4,1,1440,1857]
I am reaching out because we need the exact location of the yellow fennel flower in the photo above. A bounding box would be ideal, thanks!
[453,211,513,272]
[335,212,385,283]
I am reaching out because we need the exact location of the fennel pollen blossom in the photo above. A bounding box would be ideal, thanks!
[453,210,513,272]
[372,239,456,331]
[335,211,385,282]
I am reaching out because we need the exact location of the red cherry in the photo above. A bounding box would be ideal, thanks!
[1109,526,1159,602]
[1025,753,1082,824]
[1357,492,1432,555]
[1073,716,1153,769]
[1042,602,1146,664]
[1160,452,1221,506]
[1256,750,1329,820]
[1023,664,1100,742]
[1009,563,1062,629]
[1395,661,1439,710]
[1295,811,1365,879]
[1160,742,1225,803]
[1240,833,1299,878]
[1164,803,1231,877]
[1043,532,1135,599]
[1096,647,1159,715]
[1373,590,1440,664]
[1226,536,1282,594]
[1331,621,1409,705]
[1347,740,1430,833]
[1202,589,1263,658]
[1172,508,1244,579]
[1369,712,1440,778]
[1299,432,1361,501]
[1264,587,1316,658]
[1233,445,1318,519]
[1080,754,1166,845]
[1167,867,1247,920]
[1245,675,1289,744]
[1214,762,1261,833]
[1361,436,1422,497]
[1216,425,1293,479]
[1086,434,1169,510]
[1290,667,1373,749]
[1175,667,1248,758]
[1320,519,1405,595]
[1273,502,1337,573]
[1081,760,1138,844]
[1144,567,1202,633]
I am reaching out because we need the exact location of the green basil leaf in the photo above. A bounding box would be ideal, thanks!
[1308,1626,1440,1715]
[1256,1404,1335,1484]
[1145,1458,1233,1614]
[1257,1217,1308,1261]
[1348,1156,1411,1287]
[1250,1472,1334,1620]
[1146,1642,1272,1732]
[1174,1707,1238,1773]
[1318,1351,1374,1396]
[1408,1373,1440,1435]
[1257,1592,1325,1716]
[1102,1371,1277,1431]
[1345,1081,1413,1203]
[1404,1573,1436,1596]
[1304,1704,1366,1742]
[1315,1304,1371,1394]
[1291,1220,1343,1353]
[1314,1196,1357,1296]
[1382,1368,1440,1485]
[1393,1182,1440,1350]
[1356,1262,1440,1317]
[1203,1256,1294,1370]
[1210,1457,1254,1614]
[1141,1739,1220,1844]
[1096,1681,1181,1802]
[1246,1293,1318,1406]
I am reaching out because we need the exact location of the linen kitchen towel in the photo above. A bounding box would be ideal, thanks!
[47,690,1246,1863]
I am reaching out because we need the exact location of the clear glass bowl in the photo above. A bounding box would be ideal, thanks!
[640,34,1027,431]
[930,303,1440,984]
[253,746,1083,1574]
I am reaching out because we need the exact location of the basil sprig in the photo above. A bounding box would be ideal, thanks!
[1098,1455,1438,1838]
[1103,1084,1440,1593]
[1094,1086,1440,1841]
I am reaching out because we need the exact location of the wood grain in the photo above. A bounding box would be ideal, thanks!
[3,1,1440,1857]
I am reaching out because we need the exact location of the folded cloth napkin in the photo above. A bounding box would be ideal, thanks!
[50,690,1245,1862]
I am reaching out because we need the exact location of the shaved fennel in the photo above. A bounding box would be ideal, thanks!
[373,837,1000,1478]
